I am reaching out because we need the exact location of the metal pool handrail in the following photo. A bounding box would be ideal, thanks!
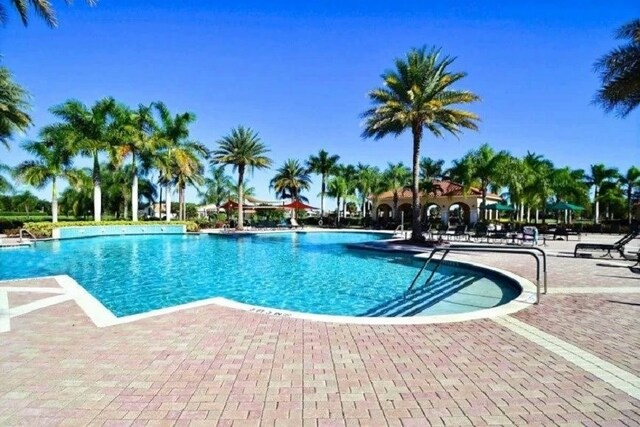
[19,229,37,246]
[407,245,546,304]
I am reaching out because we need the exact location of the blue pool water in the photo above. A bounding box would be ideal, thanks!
[0,232,520,317]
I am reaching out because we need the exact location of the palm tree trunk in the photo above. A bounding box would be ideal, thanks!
[393,192,399,222]
[165,183,171,222]
[51,177,58,224]
[181,184,186,220]
[481,184,487,222]
[336,196,340,226]
[123,192,129,219]
[158,185,163,220]
[237,166,245,231]
[132,152,139,222]
[320,176,325,218]
[409,124,423,241]
[93,153,101,222]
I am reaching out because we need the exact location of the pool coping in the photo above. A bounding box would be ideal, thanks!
[7,256,535,328]
[0,230,537,327]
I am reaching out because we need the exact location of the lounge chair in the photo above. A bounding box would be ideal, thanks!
[436,224,456,239]
[450,225,470,241]
[290,218,302,229]
[470,224,488,243]
[574,231,638,258]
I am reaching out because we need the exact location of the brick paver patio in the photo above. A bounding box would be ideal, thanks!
[1,238,639,426]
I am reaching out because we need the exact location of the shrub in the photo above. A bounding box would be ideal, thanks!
[23,220,199,238]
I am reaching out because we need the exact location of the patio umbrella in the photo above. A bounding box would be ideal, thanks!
[485,203,515,212]
[547,201,585,224]
[281,199,317,221]
[547,201,585,212]
[281,200,316,210]
[220,200,239,211]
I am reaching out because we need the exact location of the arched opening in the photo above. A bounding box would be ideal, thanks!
[376,204,393,221]
[448,202,471,225]
[398,203,413,224]
[423,203,441,224]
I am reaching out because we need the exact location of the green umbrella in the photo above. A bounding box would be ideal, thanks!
[547,201,585,212]
[484,203,515,212]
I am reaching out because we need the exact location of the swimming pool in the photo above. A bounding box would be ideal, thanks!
[0,232,521,318]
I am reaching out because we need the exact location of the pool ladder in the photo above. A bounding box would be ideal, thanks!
[19,229,37,246]
[407,244,547,304]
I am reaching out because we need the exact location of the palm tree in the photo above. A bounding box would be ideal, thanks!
[586,164,620,224]
[594,19,640,117]
[551,167,589,205]
[59,168,93,219]
[0,67,32,150]
[327,175,348,226]
[619,166,640,224]
[362,47,480,241]
[466,144,511,220]
[382,162,411,222]
[49,97,118,222]
[13,127,74,223]
[355,164,381,219]
[152,102,200,222]
[270,159,312,219]
[306,149,340,219]
[171,142,207,220]
[521,152,555,222]
[200,165,234,206]
[1,0,97,27]
[0,163,14,194]
[113,103,158,221]
[336,164,358,219]
[211,126,272,231]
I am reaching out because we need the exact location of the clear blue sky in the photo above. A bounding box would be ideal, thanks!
[1,1,638,207]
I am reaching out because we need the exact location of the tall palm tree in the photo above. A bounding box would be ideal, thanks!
[336,164,358,218]
[382,162,411,222]
[1,0,97,27]
[200,165,234,206]
[13,127,74,223]
[619,166,640,224]
[551,167,589,204]
[466,144,511,220]
[49,97,118,222]
[270,159,312,219]
[211,126,272,231]
[362,47,480,241]
[586,164,620,224]
[0,67,32,150]
[355,164,381,218]
[60,168,93,219]
[306,149,340,219]
[171,142,207,220]
[327,175,348,226]
[152,101,199,222]
[113,103,158,221]
[594,19,640,117]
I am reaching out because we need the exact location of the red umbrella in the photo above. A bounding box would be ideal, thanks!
[281,200,316,210]
[220,200,239,211]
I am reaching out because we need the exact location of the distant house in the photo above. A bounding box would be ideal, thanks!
[138,203,176,219]
[371,179,502,225]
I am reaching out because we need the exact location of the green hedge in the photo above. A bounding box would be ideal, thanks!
[24,221,199,238]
